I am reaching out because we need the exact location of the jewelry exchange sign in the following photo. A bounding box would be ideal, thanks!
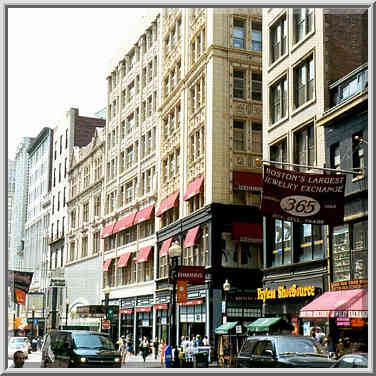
[260,166,346,225]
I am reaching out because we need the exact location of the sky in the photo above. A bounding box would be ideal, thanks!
[7,6,159,160]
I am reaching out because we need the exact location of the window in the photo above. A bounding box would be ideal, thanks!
[83,166,90,188]
[82,236,88,258]
[251,22,262,51]
[83,202,89,223]
[233,120,245,151]
[64,158,67,178]
[159,255,168,279]
[353,132,365,171]
[296,224,324,262]
[70,209,76,228]
[294,8,313,43]
[270,139,287,168]
[270,16,287,63]
[233,70,245,99]
[251,122,262,153]
[294,56,314,108]
[294,125,314,171]
[272,219,292,266]
[252,73,262,101]
[233,18,246,48]
[330,143,341,171]
[65,129,68,149]
[69,241,75,261]
[270,76,287,124]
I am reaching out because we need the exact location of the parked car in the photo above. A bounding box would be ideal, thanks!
[236,335,335,368]
[332,353,368,368]
[9,337,32,354]
[8,342,29,360]
[40,330,121,368]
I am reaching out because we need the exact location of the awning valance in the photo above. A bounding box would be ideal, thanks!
[232,222,263,243]
[103,258,112,272]
[183,226,200,248]
[215,321,238,335]
[299,289,368,318]
[101,223,116,239]
[135,246,153,263]
[233,171,263,192]
[134,205,154,225]
[183,175,204,201]
[135,306,152,313]
[117,252,132,268]
[248,317,282,332]
[179,298,203,306]
[113,212,136,234]
[156,192,179,217]
[159,238,172,257]
[154,304,168,310]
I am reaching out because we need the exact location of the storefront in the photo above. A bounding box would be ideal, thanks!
[299,286,368,350]
[119,308,133,338]
[259,279,325,335]
[154,304,168,342]
[178,298,206,340]
[135,306,153,342]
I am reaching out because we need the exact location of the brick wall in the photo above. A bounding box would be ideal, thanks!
[325,9,368,83]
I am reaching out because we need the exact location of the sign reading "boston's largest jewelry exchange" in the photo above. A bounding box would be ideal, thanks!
[261,165,346,225]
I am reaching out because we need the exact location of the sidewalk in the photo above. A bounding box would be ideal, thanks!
[122,351,163,368]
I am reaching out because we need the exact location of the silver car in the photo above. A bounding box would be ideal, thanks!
[9,337,32,354]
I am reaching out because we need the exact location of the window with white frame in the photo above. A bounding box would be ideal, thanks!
[69,241,75,261]
[294,124,315,171]
[82,236,88,258]
[294,55,314,108]
[83,202,89,223]
[251,122,262,153]
[159,255,168,279]
[294,8,313,43]
[270,138,287,168]
[270,15,287,63]
[270,75,287,124]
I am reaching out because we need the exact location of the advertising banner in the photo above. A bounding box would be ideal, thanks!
[260,165,346,225]
[177,280,187,303]
[8,270,34,305]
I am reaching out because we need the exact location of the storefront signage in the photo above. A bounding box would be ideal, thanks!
[135,306,152,313]
[348,311,368,318]
[76,305,107,318]
[178,298,203,306]
[257,285,315,302]
[142,320,149,327]
[336,317,351,326]
[177,266,205,285]
[261,165,346,225]
[154,304,168,310]
[351,318,365,327]
[331,279,368,291]
[120,309,132,314]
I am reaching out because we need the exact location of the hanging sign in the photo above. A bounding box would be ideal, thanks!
[177,266,205,285]
[177,280,187,303]
[261,165,346,225]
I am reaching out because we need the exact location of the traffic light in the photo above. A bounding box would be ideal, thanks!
[107,306,114,321]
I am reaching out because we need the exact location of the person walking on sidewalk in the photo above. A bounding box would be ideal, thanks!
[159,339,166,367]
[153,337,159,360]
[140,336,150,362]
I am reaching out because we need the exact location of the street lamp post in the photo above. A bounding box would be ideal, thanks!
[65,299,70,328]
[223,280,231,324]
[104,287,111,335]
[168,240,182,367]
[31,305,36,338]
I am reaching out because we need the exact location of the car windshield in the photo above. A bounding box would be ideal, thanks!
[277,337,328,355]
[11,338,26,343]
[73,334,115,350]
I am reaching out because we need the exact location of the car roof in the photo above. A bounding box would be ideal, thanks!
[246,335,312,340]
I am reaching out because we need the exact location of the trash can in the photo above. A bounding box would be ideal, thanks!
[193,351,209,368]
[164,345,172,368]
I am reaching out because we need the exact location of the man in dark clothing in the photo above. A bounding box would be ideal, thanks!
[153,337,159,360]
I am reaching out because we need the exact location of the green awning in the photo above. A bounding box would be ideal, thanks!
[215,321,238,334]
[247,317,282,332]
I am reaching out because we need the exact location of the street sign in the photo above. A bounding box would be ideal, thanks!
[177,266,205,284]
[236,325,242,334]
[102,320,110,329]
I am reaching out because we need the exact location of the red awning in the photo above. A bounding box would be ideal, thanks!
[134,205,154,225]
[113,212,137,234]
[299,289,367,318]
[120,308,133,314]
[135,306,152,313]
[154,304,168,310]
[232,222,263,243]
[156,192,179,217]
[233,171,263,191]
[100,223,116,239]
[103,258,112,272]
[183,175,204,201]
[183,226,200,248]
[179,299,203,306]
[347,290,368,318]
[159,238,172,257]
[117,252,132,268]
[135,246,153,263]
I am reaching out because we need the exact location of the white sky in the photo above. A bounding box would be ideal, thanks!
[7,6,159,160]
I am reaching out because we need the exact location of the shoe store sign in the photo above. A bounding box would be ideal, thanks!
[261,165,346,225]
[257,284,316,302]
